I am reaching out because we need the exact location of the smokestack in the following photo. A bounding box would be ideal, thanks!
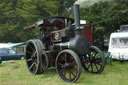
[74,1,81,35]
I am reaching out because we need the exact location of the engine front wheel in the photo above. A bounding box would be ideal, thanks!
[56,49,81,82]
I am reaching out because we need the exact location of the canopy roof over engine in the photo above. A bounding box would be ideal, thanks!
[24,16,74,29]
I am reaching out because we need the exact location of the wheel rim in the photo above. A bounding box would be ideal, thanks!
[82,46,105,73]
[25,40,40,74]
[41,50,48,70]
[56,50,81,82]
[35,39,48,71]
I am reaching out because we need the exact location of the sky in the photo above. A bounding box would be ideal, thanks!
[77,0,113,7]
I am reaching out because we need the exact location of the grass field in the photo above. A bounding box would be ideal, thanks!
[0,60,128,85]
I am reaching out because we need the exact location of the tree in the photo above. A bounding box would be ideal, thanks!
[55,0,75,16]
[0,0,58,42]
[80,1,128,47]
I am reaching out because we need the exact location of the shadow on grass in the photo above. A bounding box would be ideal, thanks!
[44,67,57,75]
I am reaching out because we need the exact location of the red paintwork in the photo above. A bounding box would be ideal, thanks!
[81,24,93,45]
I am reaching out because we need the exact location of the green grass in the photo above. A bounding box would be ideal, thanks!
[0,60,128,85]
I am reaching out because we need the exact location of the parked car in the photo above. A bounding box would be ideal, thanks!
[0,43,25,64]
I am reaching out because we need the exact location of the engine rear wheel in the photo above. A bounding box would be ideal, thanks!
[56,49,81,82]
[35,39,48,71]
[25,39,48,74]
[82,46,105,74]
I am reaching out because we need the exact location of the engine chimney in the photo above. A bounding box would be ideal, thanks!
[74,1,81,35]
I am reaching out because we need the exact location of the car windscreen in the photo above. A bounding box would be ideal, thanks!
[111,38,128,48]
[9,49,16,54]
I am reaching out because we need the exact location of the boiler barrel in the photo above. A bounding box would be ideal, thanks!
[53,36,90,55]
[53,42,70,50]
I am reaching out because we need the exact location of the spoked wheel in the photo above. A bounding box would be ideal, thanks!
[56,49,81,82]
[35,39,48,71]
[82,46,105,74]
[25,39,48,74]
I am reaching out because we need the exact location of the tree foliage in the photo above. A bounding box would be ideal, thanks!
[0,0,128,44]
[0,0,58,42]
[0,0,75,43]
[80,0,128,46]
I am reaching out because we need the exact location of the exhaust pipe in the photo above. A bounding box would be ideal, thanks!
[74,1,81,35]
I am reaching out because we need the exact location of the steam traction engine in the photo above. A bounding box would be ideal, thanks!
[24,2,105,82]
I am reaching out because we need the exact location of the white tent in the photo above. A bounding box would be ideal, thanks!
[0,43,25,49]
